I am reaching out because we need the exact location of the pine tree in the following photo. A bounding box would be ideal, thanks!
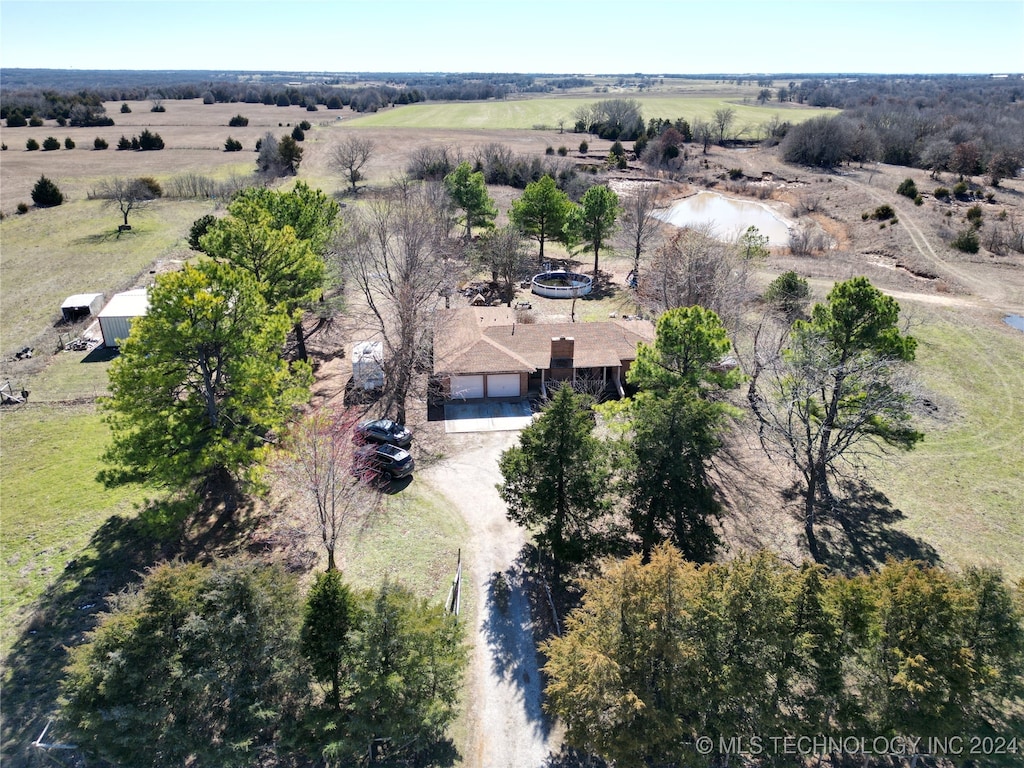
[301,571,359,710]
[498,385,611,574]
[31,175,64,207]
[443,161,497,240]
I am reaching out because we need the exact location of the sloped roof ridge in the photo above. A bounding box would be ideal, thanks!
[478,333,535,369]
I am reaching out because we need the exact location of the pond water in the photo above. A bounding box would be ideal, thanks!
[1004,314,1024,332]
[655,191,793,246]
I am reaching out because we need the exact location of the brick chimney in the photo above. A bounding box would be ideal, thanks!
[550,336,574,366]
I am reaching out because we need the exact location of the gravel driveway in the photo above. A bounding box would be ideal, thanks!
[420,431,554,768]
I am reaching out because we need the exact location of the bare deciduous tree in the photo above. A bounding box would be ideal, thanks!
[572,103,596,132]
[273,406,381,571]
[639,223,750,330]
[331,134,375,194]
[336,181,462,423]
[692,117,714,154]
[713,107,736,144]
[94,177,157,230]
[256,131,282,175]
[616,182,664,277]
[789,225,829,256]
[478,225,531,306]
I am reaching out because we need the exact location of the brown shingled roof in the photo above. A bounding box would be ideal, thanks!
[434,307,654,375]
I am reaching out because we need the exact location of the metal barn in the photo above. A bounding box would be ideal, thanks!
[60,293,104,323]
[97,288,149,347]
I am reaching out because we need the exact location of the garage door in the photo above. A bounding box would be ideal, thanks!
[487,373,521,398]
[450,375,484,400]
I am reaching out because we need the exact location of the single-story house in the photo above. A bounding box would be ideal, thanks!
[61,293,104,323]
[98,288,149,347]
[433,307,655,400]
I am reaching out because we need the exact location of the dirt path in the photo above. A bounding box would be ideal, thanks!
[844,173,1023,312]
[420,431,554,768]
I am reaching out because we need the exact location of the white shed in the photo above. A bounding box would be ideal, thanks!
[98,288,149,347]
[61,293,104,323]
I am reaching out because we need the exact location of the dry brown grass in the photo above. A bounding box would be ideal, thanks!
[0,100,332,212]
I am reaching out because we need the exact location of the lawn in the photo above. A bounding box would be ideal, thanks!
[345,94,837,134]
[0,198,214,358]
[0,404,147,656]
[867,306,1024,580]
[340,481,469,606]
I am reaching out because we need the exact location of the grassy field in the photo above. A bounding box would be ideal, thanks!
[0,404,148,655]
[346,95,837,134]
[0,98,327,212]
[0,199,214,358]
[868,306,1024,580]
[340,481,469,605]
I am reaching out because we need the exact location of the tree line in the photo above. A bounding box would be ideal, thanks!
[61,560,467,767]
[543,545,1024,768]
[1,71,577,125]
[777,77,1023,179]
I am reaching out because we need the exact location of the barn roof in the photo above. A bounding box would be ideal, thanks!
[98,288,149,318]
[61,293,103,309]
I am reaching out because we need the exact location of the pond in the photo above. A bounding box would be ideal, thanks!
[1004,315,1024,333]
[655,191,793,246]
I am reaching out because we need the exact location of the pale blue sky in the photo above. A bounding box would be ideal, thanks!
[1,0,1022,74]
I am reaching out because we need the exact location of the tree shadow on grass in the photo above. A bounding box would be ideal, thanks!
[0,485,274,767]
[580,268,621,300]
[72,230,123,246]
[815,479,940,574]
[1,512,167,766]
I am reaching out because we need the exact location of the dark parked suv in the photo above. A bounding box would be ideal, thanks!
[354,443,415,483]
[354,418,413,448]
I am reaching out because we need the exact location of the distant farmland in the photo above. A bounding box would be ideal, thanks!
[346,95,839,133]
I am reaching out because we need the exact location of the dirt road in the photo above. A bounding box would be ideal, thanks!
[843,171,1024,313]
[421,431,554,768]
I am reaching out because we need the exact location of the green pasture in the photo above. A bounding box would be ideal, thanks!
[0,404,147,655]
[0,198,215,358]
[340,481,469,606]
[867,306,1024,580]
[1,369,467,763]
[345,95,837,135]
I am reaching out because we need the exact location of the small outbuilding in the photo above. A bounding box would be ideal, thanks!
[98,288,149,348]
[60,293,104,323]
[351,341,385,391]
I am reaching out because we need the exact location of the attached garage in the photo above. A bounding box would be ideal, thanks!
[450,374,484,400]
[486,373,521,398]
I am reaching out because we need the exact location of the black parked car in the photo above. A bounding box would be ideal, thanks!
[354,443,415,483]
[355,418,413,448]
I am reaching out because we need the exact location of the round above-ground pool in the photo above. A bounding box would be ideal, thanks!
[531,270,593,298]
